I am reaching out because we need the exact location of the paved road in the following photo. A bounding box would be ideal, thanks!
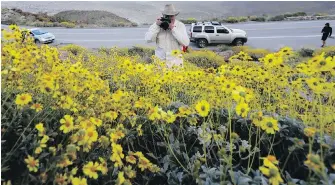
[2,20,334,51]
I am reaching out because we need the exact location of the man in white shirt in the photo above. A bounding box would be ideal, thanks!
[145,4,190,68]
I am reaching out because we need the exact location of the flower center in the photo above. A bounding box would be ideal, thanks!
[239,91,246,97]
[65,121,71,127]
[319,61,326,66]
[267,122,273,128]
[29,160,36,167]
[269,168,278,177]
[90,166,97,172]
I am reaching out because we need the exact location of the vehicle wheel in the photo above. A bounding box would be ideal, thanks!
[35,39,41,44]
[197,39,208,48]
[234,39,244,46]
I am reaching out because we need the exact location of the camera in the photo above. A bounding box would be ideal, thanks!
[160,16,171,30]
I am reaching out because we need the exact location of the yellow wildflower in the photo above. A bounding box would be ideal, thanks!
[235,102,250,118]
[195,100,210,117]
[31,103,43,112]
[71,177,87,185]
[15,93,32,106]
[55,173,67,185]
[260,116,279,134]
[57,156,73,168]
[259,155,283,185]
[124,165,136,179]
[60,115,74,134]
[83,161,100,179]
[304,127,317,137]
[138,156,151,171]
[24,155,39,172]
[35,123,45,136]
[126,154,137,164]
[116,172,126,185]
[89,117,102,127]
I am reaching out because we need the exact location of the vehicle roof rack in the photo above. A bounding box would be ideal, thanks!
[195,21,222,26]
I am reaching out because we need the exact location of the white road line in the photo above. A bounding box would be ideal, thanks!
[57,39,145,42]
[57,35,322,42]
[225,20,327,26]
[243,26,320,31]
[42,28,149,31]
[54,33,119,35]
[250,35,320,39]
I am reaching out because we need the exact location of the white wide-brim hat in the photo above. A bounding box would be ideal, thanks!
[162,4,179,16]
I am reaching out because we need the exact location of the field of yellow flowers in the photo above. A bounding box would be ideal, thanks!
[1,25,335,185]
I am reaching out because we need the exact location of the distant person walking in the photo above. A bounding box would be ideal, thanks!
[321,23,332,47]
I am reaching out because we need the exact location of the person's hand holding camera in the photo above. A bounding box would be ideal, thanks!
[156,17,162,26]
[169,19,175,30]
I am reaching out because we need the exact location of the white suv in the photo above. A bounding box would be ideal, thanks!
[189,22,248,48]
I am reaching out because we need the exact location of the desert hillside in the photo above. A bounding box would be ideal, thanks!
[2,1,335,24]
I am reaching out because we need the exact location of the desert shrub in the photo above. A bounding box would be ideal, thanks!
[180,18,197,24]
[184,50,225,68]
[269,15,285,21]
[238,16,248,22]
[284,12,307,17]
[52,22,62,27]
[2,19,17,25]
[99,47,129,57]
[224,17,239,23]
[231,46,270,61]
[231,46,251,54]
[60,21,76,28]
[285,54,305,67]
[131,22,138,27]
[217,45,233,52]
[60,44,87,55]
[11,8,23,14]
[128,46,155,63]
[210,17,220,22]
[35,12,51,22]
[31,21,55,27]
[249,16,266,22]
[314,13,329,16]
[128,46,154,56]
[314,46,335,58]
[30,21,44,27]
[298,48,315,57]
[246,48,271,61]
[45,22,55,27]
[269,12,307,22]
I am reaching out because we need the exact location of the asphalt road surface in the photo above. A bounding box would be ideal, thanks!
[2,20,334,51]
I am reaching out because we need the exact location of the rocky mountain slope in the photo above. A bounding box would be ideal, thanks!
[2,1,335,24]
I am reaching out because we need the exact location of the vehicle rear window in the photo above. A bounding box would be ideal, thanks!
[193,26,202,33]
[217,27,229,34]
[204,26,214,33]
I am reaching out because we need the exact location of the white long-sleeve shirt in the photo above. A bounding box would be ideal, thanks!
[145,20,190,64]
